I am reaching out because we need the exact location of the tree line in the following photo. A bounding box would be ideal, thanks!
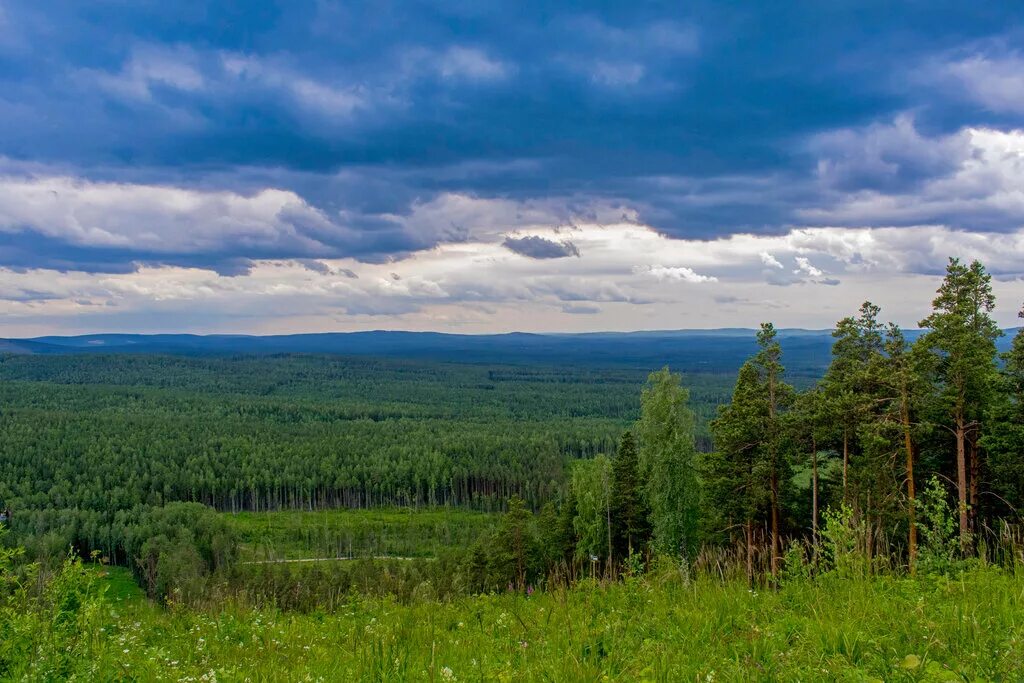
[528,257,1023,585]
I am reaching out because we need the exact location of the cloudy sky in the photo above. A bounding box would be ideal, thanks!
[1,1,1023,335]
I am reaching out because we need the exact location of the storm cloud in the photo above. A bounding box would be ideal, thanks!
[0,2,1023,332]
[502,236,581,259]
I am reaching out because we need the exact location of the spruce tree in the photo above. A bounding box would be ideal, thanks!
[708,362,773,584]
[706,324,793,581]
[610,430,651,561]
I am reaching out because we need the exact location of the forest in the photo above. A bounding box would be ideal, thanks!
[2,256,1024,680]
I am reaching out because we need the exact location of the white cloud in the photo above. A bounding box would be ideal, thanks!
[794,256,823,278]
[1,172,1023,334]
[436,47,509,81]
[0,174,340,253]
[87,45,205,102]
[810,114,968,190]
[640,265,718,283]
[220,53,367,116]
[2,217,1023,334]
[942,53,1024,114]
[805,121,1024,230]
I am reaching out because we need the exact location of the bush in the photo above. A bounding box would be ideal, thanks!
[821,504,870,579]
[126,502,237,601]
[916,476,969,575]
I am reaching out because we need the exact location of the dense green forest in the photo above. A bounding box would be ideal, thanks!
[0,353,740,569]
[0,355,734,515]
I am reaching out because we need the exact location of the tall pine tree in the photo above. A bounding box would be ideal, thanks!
[917,258,1001,550]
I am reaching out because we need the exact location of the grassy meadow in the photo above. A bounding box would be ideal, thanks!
[226,508,498,562]
[5,559,1022,682]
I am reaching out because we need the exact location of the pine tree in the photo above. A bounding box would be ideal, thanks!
[790,386,830,561]
[753,323,794,579]
[917,258,1001,550]
[883,325,925,570]
[821,302,885,502]
[983,303,1024,519]
[490,496,539,590]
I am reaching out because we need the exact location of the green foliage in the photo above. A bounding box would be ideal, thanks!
[781,540,812,584]
[820,303,887,501]
[708,363,774,537]
[915,476,966,575]
[916,258,1002,545]
[609,430,651,560]
[487,497,541,590]
[126,502,238,601]
[984,305,1024,516]
[0,549,107,680]
[821,504,869,579]
[571,455,612,563]
[636,367,700,560]
[707,324,795,578]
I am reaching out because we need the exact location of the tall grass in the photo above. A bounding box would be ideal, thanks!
[225,507,497,562]
[4,551,1023,681]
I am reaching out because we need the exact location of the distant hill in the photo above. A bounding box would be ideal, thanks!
[1,328,1018,376]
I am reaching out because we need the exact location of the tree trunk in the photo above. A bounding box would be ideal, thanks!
[811,435,819,564]
[968,435,979,537]
[955,412,969,551]
[842,428,849,501]
[606,482,613,578]
[901,391,917,573]
[745,519,754,587]
[770,473,780,581]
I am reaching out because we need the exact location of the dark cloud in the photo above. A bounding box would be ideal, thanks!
[503,236,580,259]
[0,2,1022,273]
[0,288,62,303]
[296,259,332,275]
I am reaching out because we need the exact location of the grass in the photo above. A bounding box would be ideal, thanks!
[8,564,1024,681]
[88,565,145,605]
[224,507,499,561]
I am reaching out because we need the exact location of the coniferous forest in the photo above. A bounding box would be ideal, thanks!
[2,257,1024,680]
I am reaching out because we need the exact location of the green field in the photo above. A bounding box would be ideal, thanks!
[8,561,1022,681]
[225,507,498,561]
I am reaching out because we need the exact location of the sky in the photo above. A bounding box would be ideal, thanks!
[1,1,1023,336]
